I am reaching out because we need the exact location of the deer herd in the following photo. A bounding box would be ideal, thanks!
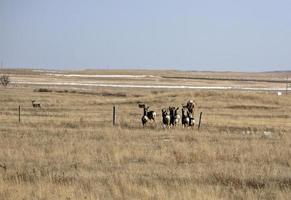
[139,100,196,128]
[30,98,197,128]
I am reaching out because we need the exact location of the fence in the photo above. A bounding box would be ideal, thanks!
[1,105,203,130]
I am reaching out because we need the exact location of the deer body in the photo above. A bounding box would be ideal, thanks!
[182,108,190,127]
[174,107,180,125]
[32,100,41,108]
[187,112,195,126]
[183,101,196,127]
[169,107,180,126]
[141,107,149,126]
[186,100,195,115]
[139,104,156,126]
[147,111,156,121]
[162,109,171,127]
[141,115,149,127]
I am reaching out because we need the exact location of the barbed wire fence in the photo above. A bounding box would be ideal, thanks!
[0,104,203,130]
[286,76,290,95]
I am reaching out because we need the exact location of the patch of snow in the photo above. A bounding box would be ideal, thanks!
[13,81,289,91]
[33,70,63,73]
[46,74,157,78]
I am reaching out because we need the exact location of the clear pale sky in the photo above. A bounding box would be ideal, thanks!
[0,0,291,71]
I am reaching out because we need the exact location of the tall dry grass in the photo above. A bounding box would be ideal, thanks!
[0,84,291,199]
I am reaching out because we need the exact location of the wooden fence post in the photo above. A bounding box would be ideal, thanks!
[113,106,116,126]
[286,75,289,95]
[18,105,21,123]
[198,112,203,131]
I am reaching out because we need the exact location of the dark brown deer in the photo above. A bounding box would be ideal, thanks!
[162,109,170,127]
[141,111,149,127]
[138,104,156,122]
[182,106,190,127]
[32,100,41,108]
[146,107,156,122]
[139,104,149,127]
[187,111,195,126]
[186,100,196,115]
[184,100,196,126]
[169,106,180,126]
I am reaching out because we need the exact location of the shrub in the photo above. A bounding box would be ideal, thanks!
[0,75,10,87]
[34,88,52,92]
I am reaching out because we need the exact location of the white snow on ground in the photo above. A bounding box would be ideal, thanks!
[13,81,290,91]
[32,70,63,73]
[46,74,157,78]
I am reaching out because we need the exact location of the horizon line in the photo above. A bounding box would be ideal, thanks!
[0,66,291,74]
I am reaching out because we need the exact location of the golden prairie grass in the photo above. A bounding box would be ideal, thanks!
[0,75,291,199]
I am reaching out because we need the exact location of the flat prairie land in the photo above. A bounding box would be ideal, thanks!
[0,69,291,199]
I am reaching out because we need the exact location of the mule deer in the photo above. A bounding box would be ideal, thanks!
[32,100,41,108]
[182,107,190,127]
[141,115,149,127]
[169,106,180,126]
[162,109,170,127]
[138,104,156,125]
[186,100,196,115]
[147,108,156,121]
[183,100,196,126]
[187,111,195,126]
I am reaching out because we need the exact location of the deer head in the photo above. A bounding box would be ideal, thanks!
[138,103,145,108]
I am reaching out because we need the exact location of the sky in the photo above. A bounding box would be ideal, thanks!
[0,0,291,71]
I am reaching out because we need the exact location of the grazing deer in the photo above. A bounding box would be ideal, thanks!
[162,109,171,127]
[31,100,41,108]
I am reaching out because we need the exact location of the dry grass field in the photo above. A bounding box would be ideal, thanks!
[0,69,291,199]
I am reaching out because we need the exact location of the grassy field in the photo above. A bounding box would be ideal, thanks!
[3,68,291,90]
[1,70,291,199]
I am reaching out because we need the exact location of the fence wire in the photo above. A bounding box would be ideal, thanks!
[0,105,149,127]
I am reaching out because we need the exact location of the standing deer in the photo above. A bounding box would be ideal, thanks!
[32,100,41,108]
[182,107,190,127]
[162,109,171,127]
[141,111,149,127]
[139,104,156,125]
[169,106,180,126]
[186,100,196,115]
[184,100,196,126]
[187,111,195,126]
[169,107,175,126]
[173,107,180,126]
[146,107,156,122]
